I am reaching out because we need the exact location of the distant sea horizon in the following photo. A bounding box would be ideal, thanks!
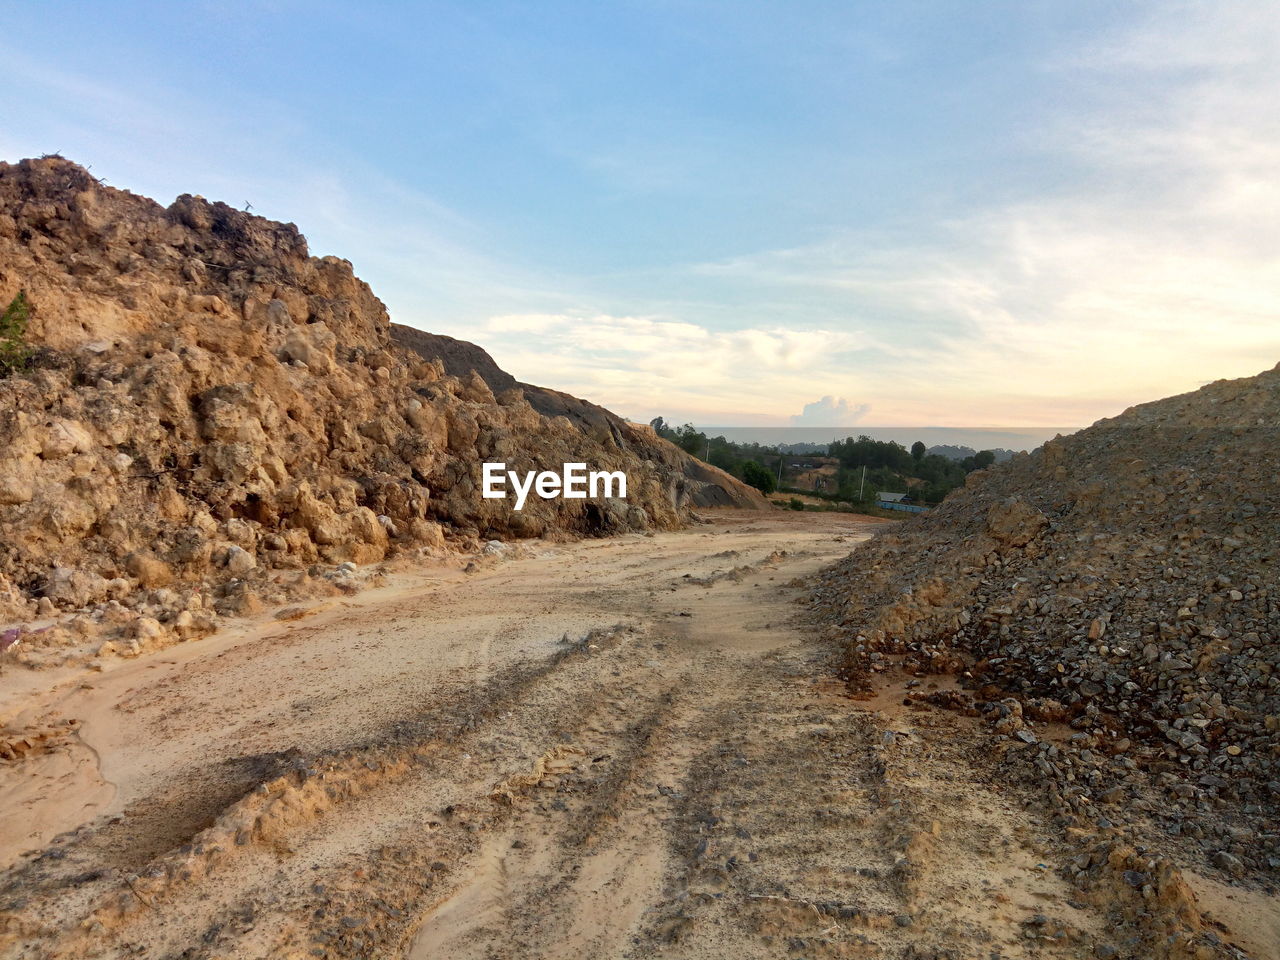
[688,425,1078,453]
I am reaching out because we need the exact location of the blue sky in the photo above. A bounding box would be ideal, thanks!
[3,1,1277,428]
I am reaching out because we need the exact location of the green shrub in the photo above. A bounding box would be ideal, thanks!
[742,460,776,494]
[0,291,33,377]
[789,497,805,511]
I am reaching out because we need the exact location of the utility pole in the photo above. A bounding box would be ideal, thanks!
[858,464,866,501]
[777,454,784,485]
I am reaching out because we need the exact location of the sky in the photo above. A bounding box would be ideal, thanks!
[3,1,1277,430]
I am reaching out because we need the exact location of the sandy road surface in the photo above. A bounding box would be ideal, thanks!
[0,510,1273,959]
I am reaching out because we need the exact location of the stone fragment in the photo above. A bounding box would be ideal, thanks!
[125,552,174,588]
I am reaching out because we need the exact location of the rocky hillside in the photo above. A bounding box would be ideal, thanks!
[390,325,769,506]
[811,364,1279,877]
[392,326,624,437]
[0,156,766,644]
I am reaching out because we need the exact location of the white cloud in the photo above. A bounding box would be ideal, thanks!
[6,3,1276,430]
[422,312,869,424]
[790,396,870,427]
[682,1,1280,426]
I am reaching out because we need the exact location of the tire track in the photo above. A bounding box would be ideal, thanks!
[3,512,1186,960]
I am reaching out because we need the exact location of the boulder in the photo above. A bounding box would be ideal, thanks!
[0,462,34,505]
[41,567,110,608]
[986,498,1048,547]
[39,419,94,460]
[124,551,174,588]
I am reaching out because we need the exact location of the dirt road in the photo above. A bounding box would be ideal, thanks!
[1,511,1273,959]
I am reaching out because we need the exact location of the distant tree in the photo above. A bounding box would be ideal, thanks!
[671,423,705,457]
[708,448,736,473]
[974,450,996,468]
[829,435,913,472]
[0,291,33,377]
[911,440,926,462]
[741,460,776,494]
[649,416,666,435]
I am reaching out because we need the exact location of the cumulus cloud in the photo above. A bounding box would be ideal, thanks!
[791,396,870,426]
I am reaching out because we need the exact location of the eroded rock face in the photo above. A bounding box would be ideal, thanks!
[389,324,769,510]
[0,156,767,626]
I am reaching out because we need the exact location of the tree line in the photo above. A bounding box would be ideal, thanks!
[649,418,1000,506]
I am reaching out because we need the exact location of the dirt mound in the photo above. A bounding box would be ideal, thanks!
[390,324,763,507]
[811,364,1279,876]
[0,156,766,658]
[390,326,520,394]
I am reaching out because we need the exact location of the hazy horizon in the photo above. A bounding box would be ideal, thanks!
[684,425,1073,453]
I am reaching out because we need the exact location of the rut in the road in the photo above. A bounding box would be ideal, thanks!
[3,526,852,960]
[5,622,667,957]
[625,669,1111,959]
[2,521,1209,960]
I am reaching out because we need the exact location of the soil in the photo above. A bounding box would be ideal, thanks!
[2,509,1273,959]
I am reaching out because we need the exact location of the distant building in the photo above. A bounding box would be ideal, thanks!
[876,491,929,514]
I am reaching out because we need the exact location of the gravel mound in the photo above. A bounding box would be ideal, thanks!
[810,364,1279,873]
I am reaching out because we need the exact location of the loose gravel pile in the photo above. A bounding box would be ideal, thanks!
[810,364,1279,875]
